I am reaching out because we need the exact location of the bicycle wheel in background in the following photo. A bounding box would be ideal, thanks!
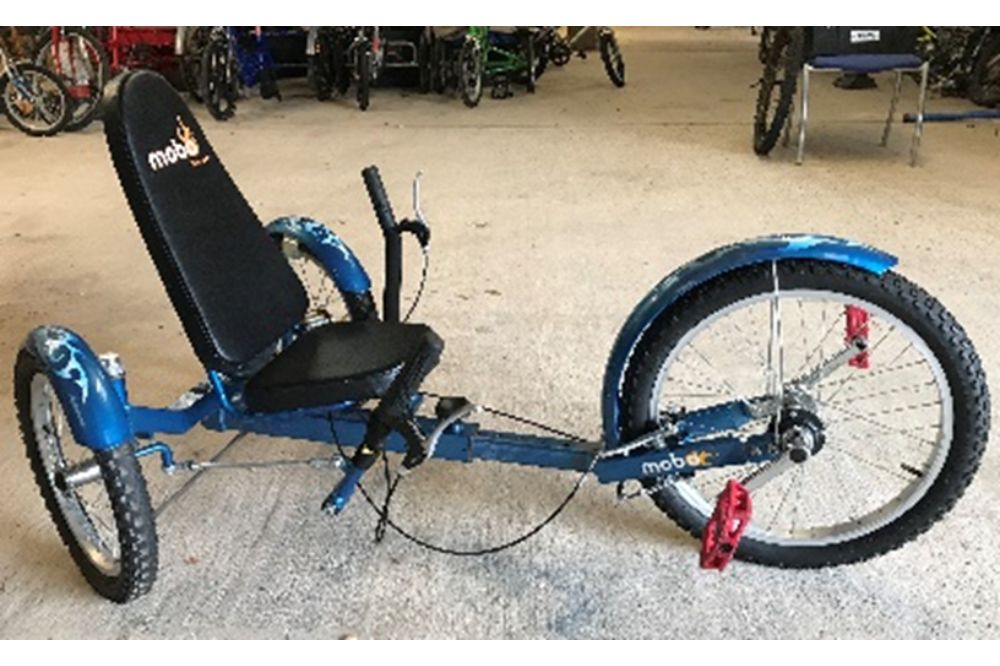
[599,28,625,87]
[418,28,433,94]
[180,27,210,103]
[969,34,1000,108]
[753,27,803,156]
[1,64,70,137]
[201,32,238,121]
[32,28,108,131]
[356,41,372,111]
[460,38,483,108]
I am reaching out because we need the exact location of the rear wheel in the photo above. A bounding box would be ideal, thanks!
[14,348,158,602]
[1,65,70,137]
[622,260,989,568]
[753,27,803,156]
[32,28,108,131]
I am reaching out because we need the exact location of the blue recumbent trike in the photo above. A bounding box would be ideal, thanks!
[13,71,990,603]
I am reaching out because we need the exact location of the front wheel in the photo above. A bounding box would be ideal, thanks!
[621,260,989,568]
[14,348,158,602]
[598,29,625,87]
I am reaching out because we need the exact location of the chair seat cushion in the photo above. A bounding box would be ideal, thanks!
[810,53,923,73]
[244,321,435,413]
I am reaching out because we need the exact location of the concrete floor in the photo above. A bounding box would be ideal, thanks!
[1,27,998,638]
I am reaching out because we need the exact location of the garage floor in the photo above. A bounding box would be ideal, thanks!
[1,27,998,638]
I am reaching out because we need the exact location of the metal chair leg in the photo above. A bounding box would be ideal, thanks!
[796,64,810,165]
[881,70,903,147]
[910,62,929,166]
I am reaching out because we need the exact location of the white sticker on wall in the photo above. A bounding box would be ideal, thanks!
[850,30,881,44]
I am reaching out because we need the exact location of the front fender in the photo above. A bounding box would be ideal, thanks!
[267,216,372,295]
[24,326,131,451]
[600,234,898,446]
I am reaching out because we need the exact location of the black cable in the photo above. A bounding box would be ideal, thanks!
[402,245,429,323]
[327,410,598,556]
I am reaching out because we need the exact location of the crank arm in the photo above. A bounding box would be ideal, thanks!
[792,337,867,390]
[740,453,796,493]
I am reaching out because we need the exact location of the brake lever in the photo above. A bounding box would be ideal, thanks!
[398,170,431,248]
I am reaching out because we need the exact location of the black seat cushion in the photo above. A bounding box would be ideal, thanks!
[103,71,307,375]
[244,321,436,413]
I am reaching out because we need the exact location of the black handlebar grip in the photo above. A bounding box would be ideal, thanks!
[361,166,397,235]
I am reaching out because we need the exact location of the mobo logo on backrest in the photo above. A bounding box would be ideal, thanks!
[147,116,211,172]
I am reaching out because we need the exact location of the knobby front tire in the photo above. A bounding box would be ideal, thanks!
[622,260,989,568]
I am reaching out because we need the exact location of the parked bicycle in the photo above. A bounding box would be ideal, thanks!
[922,27,1000,108]
[433,27,538,107]
[199,26,283,121]
[535,26,625,87]
[32,27,108,131]
[1,41,70,136]
[312,27,429,110]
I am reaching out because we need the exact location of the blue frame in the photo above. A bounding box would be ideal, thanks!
[23,222,898,510]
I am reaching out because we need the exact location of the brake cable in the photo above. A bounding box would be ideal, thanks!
[327,405,600,556]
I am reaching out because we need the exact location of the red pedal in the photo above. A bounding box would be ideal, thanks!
[700,479,752,571]
[845,305,870,369]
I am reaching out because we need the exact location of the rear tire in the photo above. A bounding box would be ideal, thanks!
[14,347,158,602]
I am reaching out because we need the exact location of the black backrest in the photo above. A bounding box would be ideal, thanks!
[103,71,307,375]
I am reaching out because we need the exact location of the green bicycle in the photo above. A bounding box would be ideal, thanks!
[433,27,538,107]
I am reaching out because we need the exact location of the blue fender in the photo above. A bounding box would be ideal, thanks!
[266,216,372,295]
[600,234,898,446]
[23,326,131,451]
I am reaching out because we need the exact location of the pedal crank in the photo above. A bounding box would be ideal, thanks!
[700,479,752,571]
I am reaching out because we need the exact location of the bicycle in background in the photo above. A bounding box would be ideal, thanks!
[1,40,70,136]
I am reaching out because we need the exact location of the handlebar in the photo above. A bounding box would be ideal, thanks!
[361,165,398,237]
